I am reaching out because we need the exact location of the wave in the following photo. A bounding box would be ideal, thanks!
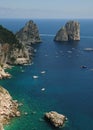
[40,34,93,39]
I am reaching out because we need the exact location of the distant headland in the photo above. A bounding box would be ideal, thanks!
[0,20,41,79]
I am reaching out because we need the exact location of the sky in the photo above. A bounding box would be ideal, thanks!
[0,0,92,19]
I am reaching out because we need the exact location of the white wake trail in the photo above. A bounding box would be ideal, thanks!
[40,34,93,39]
[40,34,55,37]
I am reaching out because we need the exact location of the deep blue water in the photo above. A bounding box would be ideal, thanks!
[0,19,93,130]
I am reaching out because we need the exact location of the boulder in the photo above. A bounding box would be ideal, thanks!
[54,21,80,42]
[45,111,67,128]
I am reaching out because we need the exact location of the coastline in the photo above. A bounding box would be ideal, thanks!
[0,86,21,130]
[0,64,12,80]
[0,19,93,130]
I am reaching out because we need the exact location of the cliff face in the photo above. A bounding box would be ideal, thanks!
[0,43,30,65]
[0,86,20,130]
[16,20,41,45]
[54,21,80,42]
[0,25,31,65]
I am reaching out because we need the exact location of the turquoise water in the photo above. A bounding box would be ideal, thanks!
[0,19,93,130]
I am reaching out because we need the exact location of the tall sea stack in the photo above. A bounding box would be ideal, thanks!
[16,20,41,45]
[54,21,80,42]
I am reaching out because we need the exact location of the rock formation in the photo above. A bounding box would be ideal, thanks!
[0,20,41,79]
[0,25,30,65]
[54,21,80,42]
[7,46,30,65]
[45,111,67,128]
[0,20,41,67]
[16,20,41,45]
[0,86,20,130]
[0,66,11,79]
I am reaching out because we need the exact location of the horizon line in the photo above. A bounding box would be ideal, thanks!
[0,18,93,20]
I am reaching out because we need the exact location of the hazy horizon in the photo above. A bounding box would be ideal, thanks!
[0,0,92,19]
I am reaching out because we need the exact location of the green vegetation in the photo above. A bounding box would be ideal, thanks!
[10,57,16,62]
[0,25,20,46]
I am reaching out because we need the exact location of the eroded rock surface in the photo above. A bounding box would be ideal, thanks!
[0,86,20,129]
[54,21,80,42]
[45,111,67,128]
[16,20,41,44]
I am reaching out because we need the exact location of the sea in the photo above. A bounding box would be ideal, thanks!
[0,19,93,130]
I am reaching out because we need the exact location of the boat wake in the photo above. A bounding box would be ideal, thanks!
[81,36,93,39]
[40,33,93,39]
[40,34,55,37]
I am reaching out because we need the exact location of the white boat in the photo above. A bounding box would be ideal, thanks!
[41,88,45,91]
[41,71,46,74]
[33,76,38,79]
[84,48,93,51]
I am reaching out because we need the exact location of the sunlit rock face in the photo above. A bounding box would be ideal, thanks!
[54,21,80,42]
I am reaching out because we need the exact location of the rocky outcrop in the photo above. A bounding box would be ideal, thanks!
[16,20,41,45]
[54,21,80,42]
[0,20,41,67]
[7,46,31,65]
[0,66,11,79]
[0,25,31,65]
[0,43,30,66]
[45,111,67,128]
[0,86,20,129]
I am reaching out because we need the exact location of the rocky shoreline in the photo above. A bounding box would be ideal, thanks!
[0,64,11,80]
[0,86,20,130]
[0,20,41,79]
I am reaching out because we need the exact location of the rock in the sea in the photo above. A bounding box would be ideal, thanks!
[45,111,67,128]
[0,86,20,129]
[0,66,11,79]
[16,20,41,44]
[54,21,80,42]
[54,27,68,42]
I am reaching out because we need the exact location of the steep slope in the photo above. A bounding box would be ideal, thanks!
[54,21,80,42]
[0,86,20,130]
[0,25,30,65]
[16,20,41,45]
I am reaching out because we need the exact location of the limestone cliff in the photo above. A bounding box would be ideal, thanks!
[0,25,30,65]
[0,86,20,130]
[54,21,80,42]
[16,20,41,45]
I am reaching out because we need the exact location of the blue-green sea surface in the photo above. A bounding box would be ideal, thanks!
[0,19,93,130]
